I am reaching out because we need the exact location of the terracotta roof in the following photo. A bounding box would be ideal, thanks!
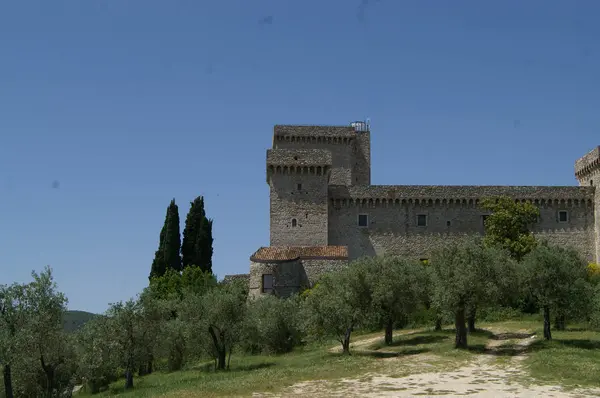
[250,246,348,263]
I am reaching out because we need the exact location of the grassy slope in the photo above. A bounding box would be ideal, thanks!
[84,317,600,397]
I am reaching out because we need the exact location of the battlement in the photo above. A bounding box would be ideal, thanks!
[328,185,595,207]
[575,146,600,179]
[274,125,360,140]
[267,149,332,166]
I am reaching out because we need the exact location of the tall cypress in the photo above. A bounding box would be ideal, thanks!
[182,196,214,273]
[150,199,182,279]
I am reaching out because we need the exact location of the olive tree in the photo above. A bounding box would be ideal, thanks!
[520,243,591,340]
[302,262,373,355]
[368,256,428,345]
[429,239,514,348]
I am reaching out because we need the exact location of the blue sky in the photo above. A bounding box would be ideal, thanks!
[1,0,598,314]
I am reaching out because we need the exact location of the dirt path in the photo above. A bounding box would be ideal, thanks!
[254,328,600,398]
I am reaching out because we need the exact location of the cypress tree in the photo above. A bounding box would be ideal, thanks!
[163,199,183,272]
[150,199,182,279]
[182,196,214,273]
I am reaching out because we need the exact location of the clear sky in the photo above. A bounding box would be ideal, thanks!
[1,0,598,314]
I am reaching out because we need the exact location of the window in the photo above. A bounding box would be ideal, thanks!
[291,218,297,227]
[591,180,594,186]
[558,210,568,223]
[446,220,451,227]
[482,215,489,226]
[262,274,273,294]
[416,214,427,227]
[297,183,302,191]
[358,214,369,227]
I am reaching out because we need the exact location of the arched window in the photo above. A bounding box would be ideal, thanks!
[292,218,297,227]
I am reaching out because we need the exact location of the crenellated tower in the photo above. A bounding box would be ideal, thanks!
[267,123,372,247]
[267,148,331,246]
[575,146,600,262]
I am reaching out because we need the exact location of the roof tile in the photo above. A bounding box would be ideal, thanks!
[250,246,348,263]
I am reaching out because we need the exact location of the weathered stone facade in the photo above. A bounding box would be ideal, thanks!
[224,124,600,298]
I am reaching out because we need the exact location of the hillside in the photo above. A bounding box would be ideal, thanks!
[62,310,97,332]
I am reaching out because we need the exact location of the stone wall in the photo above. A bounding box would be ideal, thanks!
[328,185,596,262]
[248,258,349,299]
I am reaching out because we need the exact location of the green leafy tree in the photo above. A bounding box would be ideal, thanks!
[368,256,428,345]
[480,196,540,261]
[75,316,119,394]
[106,299,144,389]
[430,239,513,348]
[520,243,591,340]
[302,263,373,355]
[0,282,29,398]
[23,267,76,397]
[180,283,246,370]
[150,199,182,279]
[181,196,214,273]
[242,295,302,354]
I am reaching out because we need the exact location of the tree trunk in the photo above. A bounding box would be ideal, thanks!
[467,313,476,333]
[40,354,56,397]
[208,325,227,370]
[543,306,552,340]
[434,316,442,331]
[227,346,232,370]
[342,325,353,355]
[124,370,134,389]
[217,347,226,370]
[147,355,153,374]
[3,364,14,398]
[455,307,468,349]
[385,318,394,345]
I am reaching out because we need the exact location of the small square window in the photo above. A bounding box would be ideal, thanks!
[558,210,568,223]
[446,220,451,227]
[297,183,302,190]
[262,274,273,294]
[358,214,369,227]
[417,214,427,227]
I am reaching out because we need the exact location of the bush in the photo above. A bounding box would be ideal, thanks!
[242,295,303,354]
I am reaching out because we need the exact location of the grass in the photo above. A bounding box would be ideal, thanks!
[80,317,600,397]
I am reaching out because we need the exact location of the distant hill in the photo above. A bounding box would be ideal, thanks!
[62,310,97,332]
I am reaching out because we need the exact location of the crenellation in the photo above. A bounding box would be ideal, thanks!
[243,123,600,299]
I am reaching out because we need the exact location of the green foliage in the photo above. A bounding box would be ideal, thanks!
[147,266,217,301]
[301,262,373,354]
[520,243,592,338]
[105,299,145,389]
[179,283,246,370]
[242,295,303,354]
[480,196,540,261]
[429,239,515,347]
[75,316,119,393]
[150,199,182,279]
[182,196,214,273]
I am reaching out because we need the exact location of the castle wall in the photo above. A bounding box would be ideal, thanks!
[328,185,596,262]
[575,146,600,263]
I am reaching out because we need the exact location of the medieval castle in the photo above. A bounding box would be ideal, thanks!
[223,123,600,298]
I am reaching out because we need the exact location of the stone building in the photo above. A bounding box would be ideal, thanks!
[223,123,600,299]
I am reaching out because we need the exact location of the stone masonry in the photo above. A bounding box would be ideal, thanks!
[223,124,600,299]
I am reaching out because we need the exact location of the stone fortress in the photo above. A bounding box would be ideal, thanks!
[223,123,600,298]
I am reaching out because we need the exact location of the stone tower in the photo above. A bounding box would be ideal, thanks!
[575,146,600,262]
[267,124,372,247]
